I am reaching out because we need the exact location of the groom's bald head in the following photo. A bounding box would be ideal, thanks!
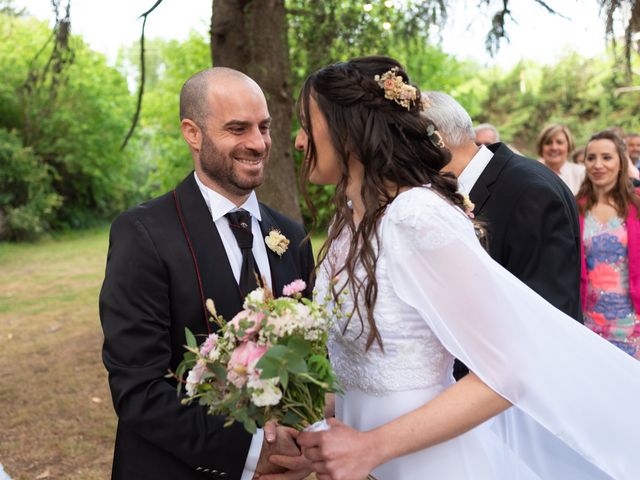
[179,67,263,128]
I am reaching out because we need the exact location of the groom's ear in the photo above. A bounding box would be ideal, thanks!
[181,118,202,154]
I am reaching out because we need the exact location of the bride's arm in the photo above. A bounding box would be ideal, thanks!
[297,373,510,479]
[376,372,511,456]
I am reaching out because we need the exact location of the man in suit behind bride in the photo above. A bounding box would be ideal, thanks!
[422,92,582,379]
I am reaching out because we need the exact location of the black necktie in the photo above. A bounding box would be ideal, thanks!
[225,209,262,296]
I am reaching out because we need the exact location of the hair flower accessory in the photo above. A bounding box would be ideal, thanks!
[374,67,418,110]
[462,194,475,219]
[265,229,289,256]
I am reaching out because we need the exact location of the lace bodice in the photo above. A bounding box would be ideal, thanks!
[316,187,473,395]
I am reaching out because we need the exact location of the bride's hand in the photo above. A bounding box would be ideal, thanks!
[297,418,378,480]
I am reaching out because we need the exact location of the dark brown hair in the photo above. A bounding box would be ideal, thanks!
[297,56,465,350]
[576,129,640,218]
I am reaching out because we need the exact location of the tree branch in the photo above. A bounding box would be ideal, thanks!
[120,0,164,151]
[532,0,569,19]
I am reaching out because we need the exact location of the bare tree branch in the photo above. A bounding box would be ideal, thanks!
[600,0,640,81]
[532,0,568,18]
[120,0,164,151]
[484,0,567,56]
[21,0,73,145]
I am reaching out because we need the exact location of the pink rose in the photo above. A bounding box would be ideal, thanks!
[229,310,264,340]
[383,78,395,90]
[283,279,307,297]
[227,341,268,388]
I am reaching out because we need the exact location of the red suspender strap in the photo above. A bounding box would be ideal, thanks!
[173,189,211,334]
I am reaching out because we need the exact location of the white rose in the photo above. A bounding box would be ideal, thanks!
[249,377,282,407]
[243,288,265,309]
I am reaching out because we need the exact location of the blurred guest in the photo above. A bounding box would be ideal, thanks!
[474,123,500,146]
[606,128,639,179]
[537,124,585,194]
[577,130,640,359]
[424,92,582,378]
[571,146,586,165]
[624,133,640,169]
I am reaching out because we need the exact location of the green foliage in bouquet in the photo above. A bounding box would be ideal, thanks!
[172,280,342,434]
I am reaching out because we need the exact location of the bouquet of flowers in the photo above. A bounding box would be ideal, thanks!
[174,279,341,434]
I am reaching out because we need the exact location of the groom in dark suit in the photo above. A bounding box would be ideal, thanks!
[423,92,582,379]
[99,68,313,480]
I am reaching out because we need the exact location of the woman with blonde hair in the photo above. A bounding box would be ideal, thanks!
[537,124,585,194]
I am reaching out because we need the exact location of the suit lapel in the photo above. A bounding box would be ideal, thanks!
[259,204,298,298]
[469,143,510,216]
[174,174,243,325]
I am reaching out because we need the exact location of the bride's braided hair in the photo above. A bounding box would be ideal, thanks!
[298,56,465,350]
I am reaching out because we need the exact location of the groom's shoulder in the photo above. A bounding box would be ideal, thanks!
[121,190,174,219]
[111,190,176,234]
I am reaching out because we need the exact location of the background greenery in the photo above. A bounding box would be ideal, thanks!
[1,10,639,240]
[2,2,640,478]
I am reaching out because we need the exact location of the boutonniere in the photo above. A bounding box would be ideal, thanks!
[462,195,475,219]
[265,229,289,256]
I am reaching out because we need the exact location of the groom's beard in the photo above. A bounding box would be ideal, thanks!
[199,132,269,197]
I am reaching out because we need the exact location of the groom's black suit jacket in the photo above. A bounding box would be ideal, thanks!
[454,143,581,378]
[99,173,314,480]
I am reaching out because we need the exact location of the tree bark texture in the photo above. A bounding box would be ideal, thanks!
[211,0,301,221]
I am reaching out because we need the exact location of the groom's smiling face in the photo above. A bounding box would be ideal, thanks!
[198,78,272,200]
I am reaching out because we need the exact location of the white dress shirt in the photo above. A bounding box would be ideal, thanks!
[457,145,494,195]
[194,172,265,479]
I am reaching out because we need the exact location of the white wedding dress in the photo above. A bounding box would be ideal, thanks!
[316,186,640,479]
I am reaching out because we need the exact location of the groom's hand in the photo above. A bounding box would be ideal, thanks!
[254,422,311,479]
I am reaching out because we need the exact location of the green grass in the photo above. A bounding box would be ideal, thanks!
[0,227,326,479]
[0,227,114,480]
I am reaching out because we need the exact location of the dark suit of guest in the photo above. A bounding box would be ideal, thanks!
[99,173,314,480]
[454,143,581,379]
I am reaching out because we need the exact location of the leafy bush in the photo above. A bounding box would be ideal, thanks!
[0,128,61,239]
[0,13,143,237]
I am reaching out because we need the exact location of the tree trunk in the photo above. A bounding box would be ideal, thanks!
[210,0,301,221]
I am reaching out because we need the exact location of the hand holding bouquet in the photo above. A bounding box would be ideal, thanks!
[174,279,340,434]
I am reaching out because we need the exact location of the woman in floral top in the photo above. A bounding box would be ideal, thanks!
[577,130,640,359]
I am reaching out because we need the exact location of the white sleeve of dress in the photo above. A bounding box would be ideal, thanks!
[382,188,640,480]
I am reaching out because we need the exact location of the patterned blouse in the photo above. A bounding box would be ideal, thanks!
[583,213,640,359]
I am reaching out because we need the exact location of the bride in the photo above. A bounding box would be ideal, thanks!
[290,56,640,479]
